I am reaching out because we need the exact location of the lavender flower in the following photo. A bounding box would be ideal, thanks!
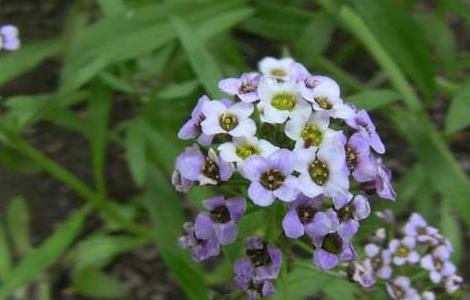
[218,72,261,103]
[0,25,20,51]
[201,100,256,137]
[194,196,246,245]
[218,136,278,163]
[175,145,233,186]
[402,213,438,243]
[346,109,385,154]
[258,56,295,80]
[385,277,420,300]
[420,245,456,283]
[295,140,350,209]
[364,158,396,200]
[178,222,220,262]
[177,95,214,146]
[445,274,463,293]
[240,149,299,206]
[389,237,420,265]
[345,133,377,182]
[281,194,323,238]
[364,244,393,280]
[234,257,275,300]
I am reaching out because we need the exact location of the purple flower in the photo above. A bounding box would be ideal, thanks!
[389,237,420,266]
[349,261,375,288]
[445,274,463,293]
[363,243,393,280]
[345,133,377,182]
[240,149,299,206]
[194,196,246,245]
[175,145,233,186]
[178,222,220,262]
[201,100,256,137]
[422,291,435,300]
[0,25,20,51]
[300,75,355,120]
[219,72,261,103]
[336,195,371,240]
[171,169,193,192]
[420,245,456,283]
[234,237,282,284]
[403,213,438,243]
[294,139,350,209]
[364,158,396,200]
[386,277,420,300]
[308,210,357,270]
[281,194,324,238]
[346,109,385,154]
[177,95,214,146]
[234,258,276,300]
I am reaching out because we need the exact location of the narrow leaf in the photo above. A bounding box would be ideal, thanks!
[72,268,127,299]
[6,197,31,256]
[445,78,470,133]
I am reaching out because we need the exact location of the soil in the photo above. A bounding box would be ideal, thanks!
[0,1,469,300]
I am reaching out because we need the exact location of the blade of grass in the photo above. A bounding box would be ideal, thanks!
[0,221,12,280]
[6,197,31,257]
[0,206,90,299]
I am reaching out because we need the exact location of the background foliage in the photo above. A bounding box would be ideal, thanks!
[0,0,469,299]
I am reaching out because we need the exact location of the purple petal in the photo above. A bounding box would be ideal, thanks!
[219,78,241,95]
[273,175,299,202]
[268,149,295,175]
[215,222,238,245]
[339,219,359,241]
[248,182,275,206]
[175,145,204,181]
[203,196,226,210]
[226,196,247,221]
[314,249,339,270]
[194,213,215,240]
[282,208,304,238]
[240,155,269,181]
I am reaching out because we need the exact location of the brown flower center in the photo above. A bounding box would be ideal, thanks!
[260,168,285,191]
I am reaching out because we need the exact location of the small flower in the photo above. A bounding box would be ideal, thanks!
[349,261,375,288]
[445,274,463,294]
[295,141,350,209]
[0,25,20,51]
[240,149,299,206]
[177,95,214,146]
[346,109,385,154]
[234,257,276,300]
[345,133,377,182]
[285,111,338,150]
[386,277,420,300]
[308,210,357,270]
[171,169,193,192]
[218,136,278,163]
[175,145,233,186]
[364,158,396,200]
[363,243,393,280]
[234,237,283,284]
[258,78,311,124]
[258,56,295,80]
[281,194,323,238]
[219,72,261,103]
[201,100,256,137]
[178,222,220,262]
[389,237,420,265]
[402,213,438,243]
[420,245,456,283]
[300,75,354,119]
[194,196,246,245]
[336,195,371,240]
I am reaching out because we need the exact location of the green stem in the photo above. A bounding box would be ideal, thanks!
[0,123,150,238]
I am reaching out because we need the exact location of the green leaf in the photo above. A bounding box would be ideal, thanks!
[295,12,335,62]
[335,5,421,110]
[0,221,12,280]
[445,78,470,133]
[156,80,199,100]
[6,197,31,256]
[125,119,147,186]
[346,89,401,110]
[87,83,111,195]
[0,207,89,299]
[172,16,223,98]
[0,39,62,86]
[391,109,470,226]
[143,167,209,300]
[97,0,126,16]
[448,0,470,26]
[351,0,436,101]
[72,268,127,299]
[69,234,146,270]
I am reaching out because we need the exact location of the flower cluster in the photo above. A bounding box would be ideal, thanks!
[0,25,20,51]
[173,57,396,298]
[350,212,463,300]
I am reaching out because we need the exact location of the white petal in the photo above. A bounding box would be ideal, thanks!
[257,139,279,157]
[228,102,254,118]
[230,119,256,137]
[284,117,306,140]
[263,104,289,124]
[218,142,240,162]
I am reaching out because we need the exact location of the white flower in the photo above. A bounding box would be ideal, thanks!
[294,139,350,209]
[258,78,311,124]
[389,237,420,266]
[201,100,256,137]
[285,111,338,150]
[301,75,354,120]
[258,56,295,80]
[218,136,279,163]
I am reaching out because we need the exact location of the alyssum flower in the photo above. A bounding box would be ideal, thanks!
[0,25,20,51]
[173,56,398,299]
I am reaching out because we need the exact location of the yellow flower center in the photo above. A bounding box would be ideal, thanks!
[271,92,296,111]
